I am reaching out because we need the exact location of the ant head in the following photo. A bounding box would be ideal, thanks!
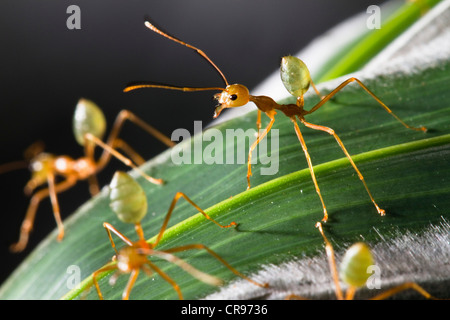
[213,84,250,118]
[116,245,148,273]
[109,171,148,224]
[280,56,311,98]
[25,152,57,195]
[339,242,374,289]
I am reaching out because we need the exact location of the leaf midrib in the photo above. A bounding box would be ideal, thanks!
[61,132,450,300]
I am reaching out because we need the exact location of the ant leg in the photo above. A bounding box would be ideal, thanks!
[87,174,100,196]
[83,139,101,197]
[87,137,147,197]
[247,110,276,190]
[84,133,164,185]
[256,109,262,136]
[92,264,118,300]
[47,173,65,242]
[112,110,175,147]
[292,118,329,222]
[315,222,344,300]
[164,244,268,288]
[122,269,140,300]
[153,192,236,248]
[96,110,175,171]
[146,260,183,299]
[345,286,357,300]
[301,119,385,217]
[10,175,77,252]
[306,77,426,132]
[103,222,134,256]
[112,138,146,166]
[285,294,309,300]
[141,248,222,287]
[310,79,324,100]
[370,282,438,300]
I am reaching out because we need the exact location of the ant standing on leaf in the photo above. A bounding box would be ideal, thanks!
[286,222,442,300]
[1,98,175,252]
[88,171,267,300]
[124,20,427,223]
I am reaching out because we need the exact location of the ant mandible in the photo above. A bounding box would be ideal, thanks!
[89,171,266,300]
[124,20,426,223]
[1,98,174,252]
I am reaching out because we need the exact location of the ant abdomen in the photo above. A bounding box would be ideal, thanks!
[73,98,107,146]
[280,55,312,98]
[109,171,148,224]
[339,242,374,289]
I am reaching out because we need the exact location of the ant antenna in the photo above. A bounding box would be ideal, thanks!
[0,160,28,175]
[124,20,229,93]
[144,20,228,86]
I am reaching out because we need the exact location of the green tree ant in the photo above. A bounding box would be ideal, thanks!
[1,98,175,252]
[124,20,427,223]
[286,222,440,300]
[89,171,266,300]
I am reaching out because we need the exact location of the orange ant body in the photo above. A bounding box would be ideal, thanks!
[286,222,441,300]
[90,171,266,300]
[1,98,174,252]
[124,20,426,223]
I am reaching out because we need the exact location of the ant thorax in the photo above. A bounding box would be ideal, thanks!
[53,155,96,179]
[117,246,148,273]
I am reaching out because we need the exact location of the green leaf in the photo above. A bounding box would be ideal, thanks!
[1,51,449,300]
[1,1,449,300]
[316,0,443,82]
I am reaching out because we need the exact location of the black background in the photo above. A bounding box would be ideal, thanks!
[0,0,385,287]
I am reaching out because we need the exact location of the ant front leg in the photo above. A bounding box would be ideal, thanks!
[256,109,262,136]
[91,263,118,300]
[46,172,66,242]
[102,222,134,256]
[122,269,140,300]
[247,110,276,190]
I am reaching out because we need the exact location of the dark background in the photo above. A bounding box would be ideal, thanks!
[0,0,385,286]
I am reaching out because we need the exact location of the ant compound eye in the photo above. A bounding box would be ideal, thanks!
[224,84,249,107]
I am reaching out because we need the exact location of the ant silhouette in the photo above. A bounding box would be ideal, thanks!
[124,20,426,223]
[1,98,174,252]
[286,222,442,300]
[88,171,266,300]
